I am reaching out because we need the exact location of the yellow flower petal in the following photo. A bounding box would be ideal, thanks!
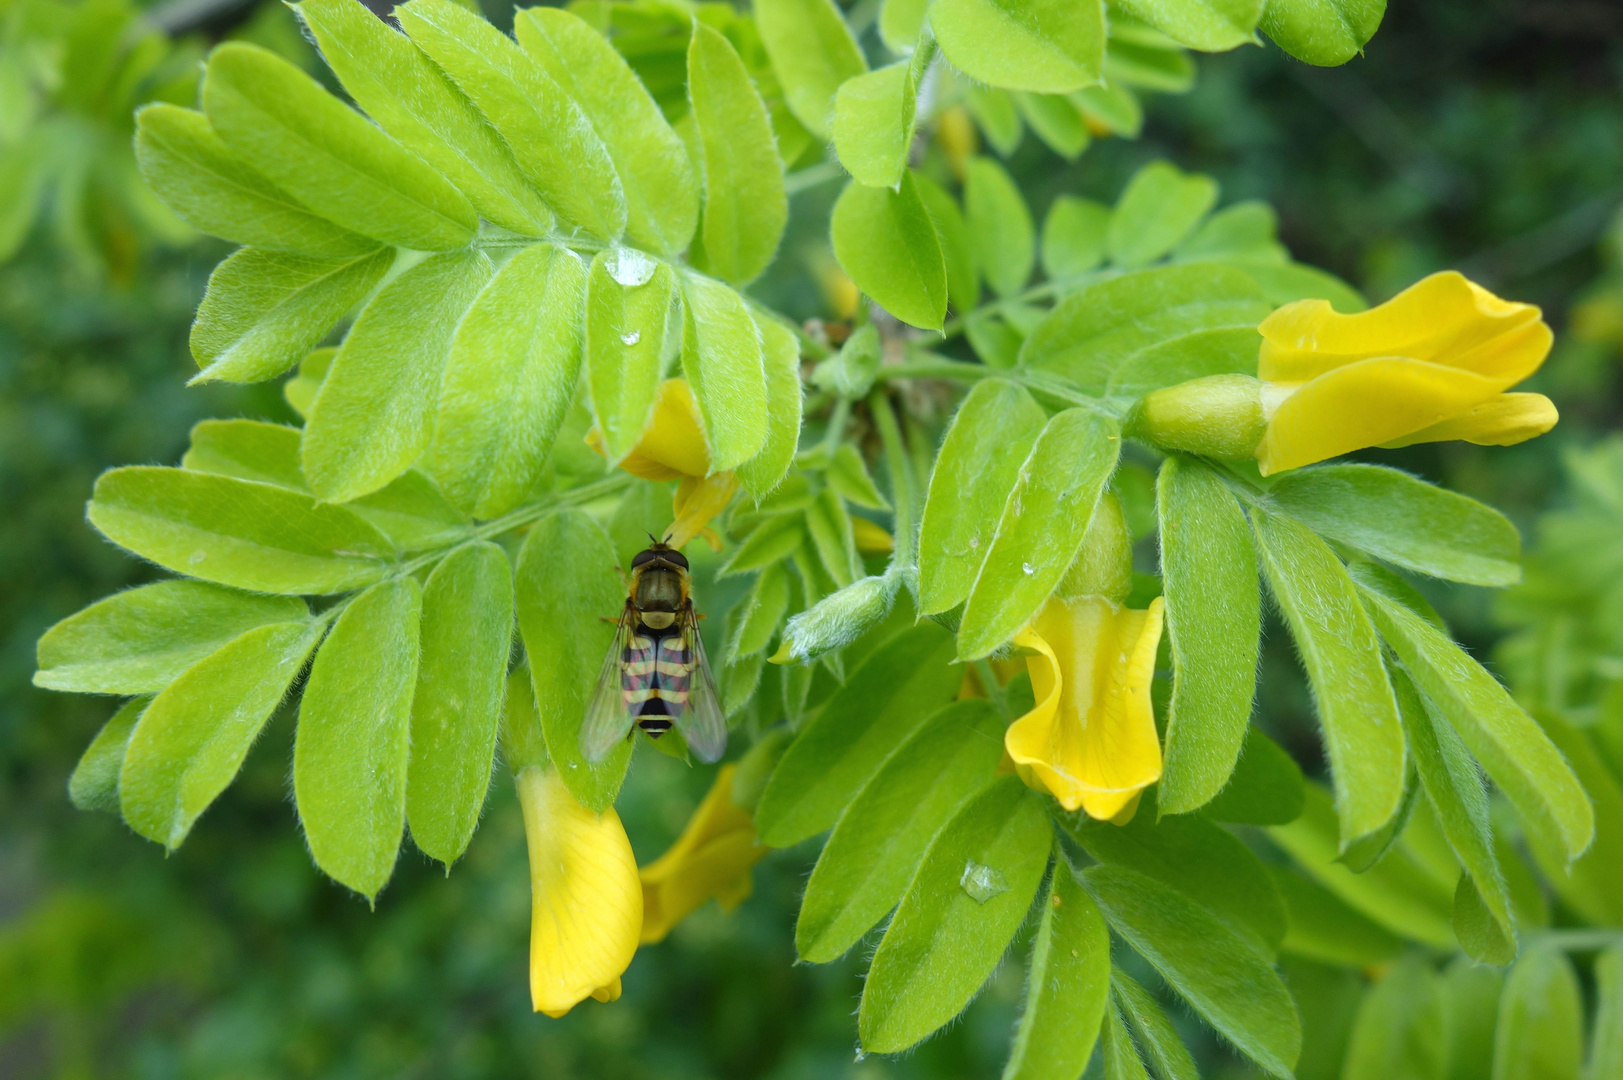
[1381,392,1559,449]
[588,378,713,481]
[640,765,767,943]
[851,516,894,555]
[668,471,739,550]
[516,766,642,1018]
[1005,595,1165,821]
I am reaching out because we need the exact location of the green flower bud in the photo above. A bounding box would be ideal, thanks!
[1125,374,1268,459]
[772,573,895,663]
[1057,491,1132,604]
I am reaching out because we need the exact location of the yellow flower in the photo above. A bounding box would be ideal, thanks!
[516,766,642,1017]
[639,764,767,944]
[1006,595,1165,824]
[587,378,739,550]
[1255,271,1557,476]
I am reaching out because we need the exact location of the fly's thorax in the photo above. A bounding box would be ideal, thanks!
[632,564,687,614]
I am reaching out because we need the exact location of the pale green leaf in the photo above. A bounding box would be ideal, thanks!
[680,271,768,472]
[965,156,1035,298]
[1107,161,1220,269]
[1003,867,1110,1080]
[181,418,305,490]
[914,172,979,314]
[585,251,676,465]
[962,82,1024,157]
[1014,93,1089,159]
[1113,970,1199,1080]
[284,348,333,419]
[1112,0,1264,51]
[932,0,1105,93]
[1174,201,1288,265]
[1491,947,1583,1080]
[1343,956,1449,1080]
[1259,0,1385,66]
[726,562,793,663]
[1106,326,1263,398]
[1106,37,1196,92]
[1073,84,1144,138]
[341,470,472,553]
[804,487,861,589]
[878,0,931,52]
[736,315,803,499]
[718,512,804,577]
[830,172,948,330]
[68,699,146,813]
[833,61,917,188]
[1516,712,1623,926]
[1041,195,1110,281]
[1592,946,1623,1080]
[753,0,867,138]
[1443,960,1503,1080]
[828,443,888,510]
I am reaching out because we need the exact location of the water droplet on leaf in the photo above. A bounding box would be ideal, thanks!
[620,331,641,346]
[605,247,657,287]
[1022,562,1036,576]
[960,860,1008,903]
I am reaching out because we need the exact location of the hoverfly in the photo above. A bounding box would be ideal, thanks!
[580,539,727,764]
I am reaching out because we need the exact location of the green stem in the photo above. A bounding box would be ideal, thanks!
[974,659,1011,720]
[868,389,916,570]
[821,396,851,458]
[1527,928,1623,951]
[785,160,847,196]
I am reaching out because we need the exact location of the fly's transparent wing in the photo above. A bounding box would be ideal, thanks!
[669,606,727,764]
[580,605,637,762]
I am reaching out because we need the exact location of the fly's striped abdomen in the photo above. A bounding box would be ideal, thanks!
[621,626,694,736]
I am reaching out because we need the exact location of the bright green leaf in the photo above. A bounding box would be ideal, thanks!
[1111,0,1264,51]
[752,0,867,138]
[680,271,768,472]
[1259,0,1385,66]
[1106,326,1263,398]
[1113,970,1199,1080]
[1041,195,1110,281]
[585,251,677,465]
[833,60,918,188]
[914,172,979,314]
[1107,161,1220,269]
[965,156,1035,298]
[736,315,803,498]
[1004,866,1110,1080]
[1014,93,1089,160]
[830,172,948,330]
[68,699,146,814]
[726,562,793,662]
[1491,946,1583,1080]
[1201,726,1306,825]
[932,0,1106,94]
[1342,956,1448,1080]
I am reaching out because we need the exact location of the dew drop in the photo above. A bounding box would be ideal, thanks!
[960,860,1008,904]
[854,1048,867,1064]
[605,247,657,286]
[620,330,641,346]
[1022,562,1036,576]
[188,550,207,565]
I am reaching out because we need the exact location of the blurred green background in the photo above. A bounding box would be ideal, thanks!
[4,1,1622,1076]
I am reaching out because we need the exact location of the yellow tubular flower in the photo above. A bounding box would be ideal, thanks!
[639,765,767,944]
[586,378,738,550]
[1006,595,1166,824]
[1255,271,1556,476]
[516,766,642,1018]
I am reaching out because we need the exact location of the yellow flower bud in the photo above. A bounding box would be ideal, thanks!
[639,765,766,944]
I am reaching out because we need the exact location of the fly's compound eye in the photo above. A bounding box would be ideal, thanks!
[663,549,690,570]
[630,549,659,569]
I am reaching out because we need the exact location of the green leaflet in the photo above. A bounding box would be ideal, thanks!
[1003,866,1110,1080]
[134,103,376,257]
[303,249,493,503]
[1156,456,1261,815]
[514,511,631,812]
[1083,864,1301,1079]
[931,0,1105,94]
[0,131,49,262]
[686,24,787,286]
[406,542,512,866]
[1041,195,1110,281]
[963,81,1025,157]
[958,410,1120,660]
[965,156,1035,298]
[1074,85,1145,139]
[36,580,305,695]
[1269,782,1455,947]
[913,172,979,314]
[878,0,931,52]
[796,700,1005,963]
[121,619,323,849]
[858,776,1051,1053]
[500,666,548,772]
[514,7,697,255]
[1019,264,1271,393]
[735,316,803,499]
[1252,508,1406,843]
[1113,970,1199,1080]
[1175,201,1289,264]
[1358,583,1594,865]
[1015,93,1089,160]
[181,419,306,489]
[1491,947,1584,1080]
[427,243,586,519]
[1102,999,1153,1080]
[1269,464,1522,587]
[1107,161,1220,269]
[804,487,861,589]
[201,42,477,251]
[87,467,394,595]
[1268,866,1405,966]
[68,699,146,814]
[189,246,394,385]
[1443,960,1503,1080]
[1106,326,1264,398]
[294,0,554,237]
[832,59,918,189]
[679,271,768,473]
[1342,956,1449,1080]
[585,251,676,466]
[1593,946,1623,1080]
[827,444,888,510]
[343,472,470,553]
[830,172,948,331]
[753,0,867,139]
[284,348,333,419]
[1111,0,1264,52]
[1260,0,1386,66]
[719,512,803,577]
[1201,726,1305,825]
[295,577,421,899]
[755,623,959,847]
[395,0,625,240]
[1519,713,1623,926]
[725,562,792,663]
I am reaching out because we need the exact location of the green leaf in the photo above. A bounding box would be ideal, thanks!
[833,60,919,188]
[686,23,787,286]
[295,577,421,898]
[1491,947,1583,1080]
[1105,38,1196,93]
[427,243,587,519]
[1014,93,1089,160]
[514,510,631,812]
[828,444,888,510]
[406,542,512,866]
[830,172,948,330]
[859,776,1051,1053]
[1103,999,1153,1080]
[680,271,768,472]
[202,42,477,251]
[1245,260,1367,311]
[0,131,48,262]
[284,348,333,419]
[1073,84,1145,138]
[514,7,697,255]
[134,103,376,257]
[932,0,1105,94]
[68,699,146,814]
[1342,956,1448,1080]
[796,700,1005,963]
[1357,583,1594,865]
[1443,959,1503,1080]
[736,316,803,499]
[1259,0,1385,66]
[755,622,959,847]
[962,82,1025,156]
[189,246,395,385]
[87,467,394,595]
[1019,264,1271,393]
[1106,326,1263,398]
[726,562,793,663]
[181,419,305,490]
[36,581,305,695]
[914,172,979,314]
[1041,195,1110,281]
[1252,508,1406,842]
[303,249,493,503]
[878,0,932,52]
[1111,0,1264,51]
[1003,866,1111,1080]
[294,0,554,237]
[1113,970,1199,1080]
[1516,712,1623,926]
[1083,863,1301,1079]
[958,410,1120,660]
[1107,161,1220,269]
[345,470,472,553]
[719,512,804,577]
[1592,946,1623,1080]
[122,619,322,848]
[585,251,677,465]
[395,0,625,240]
[1269,782,1454,947]
[1175,201,1288,264]
[1201,726,1305,825]
[1269,866,1405,966]
[752,0,867,139]
[965,156,1035,298]
[805,487,861,589]
[1156,456,1261,814]
[1269,464,1522,587]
